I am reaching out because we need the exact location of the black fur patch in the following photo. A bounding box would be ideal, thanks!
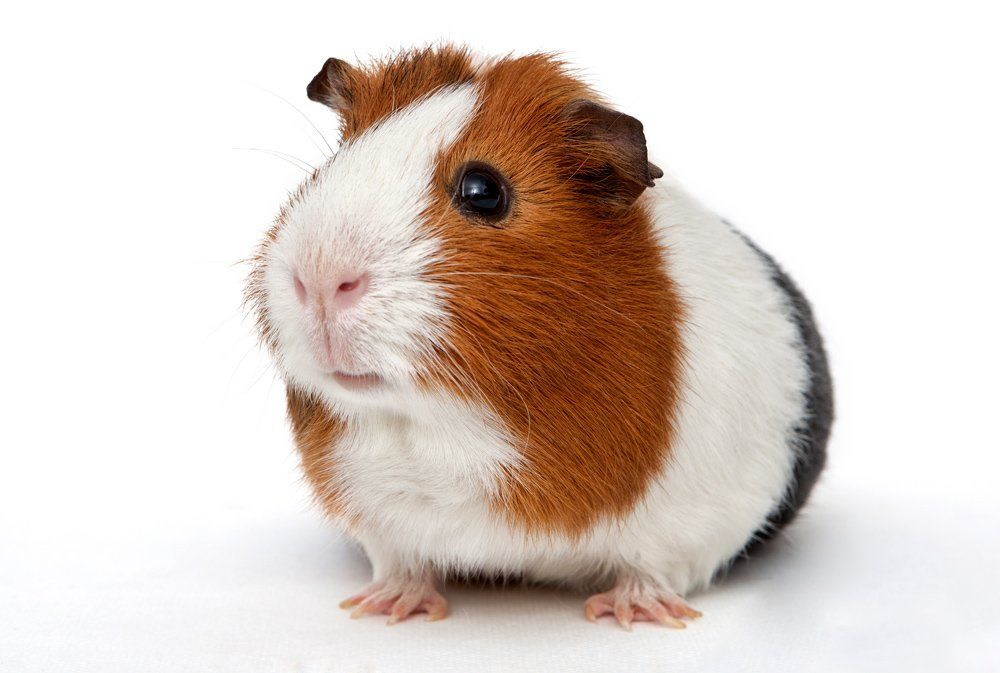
[736,232,834,557]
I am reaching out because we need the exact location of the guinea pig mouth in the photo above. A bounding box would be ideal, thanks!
[328,371,383,392]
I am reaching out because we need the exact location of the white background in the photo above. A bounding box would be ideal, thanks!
[1,1,998,671]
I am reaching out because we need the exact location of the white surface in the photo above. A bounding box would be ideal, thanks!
[2,1,999,671]
[3,482,999,672]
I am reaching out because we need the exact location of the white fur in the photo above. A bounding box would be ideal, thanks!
[605,173,810,593]
[265,85,809,596]
[263,83,480,412]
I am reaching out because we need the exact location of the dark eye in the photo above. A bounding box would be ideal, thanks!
[455,163,510,222]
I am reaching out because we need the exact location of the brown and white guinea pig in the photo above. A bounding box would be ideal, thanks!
[246,45,833,629]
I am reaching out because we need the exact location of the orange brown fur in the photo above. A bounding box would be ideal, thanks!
[285,387,351,522]
[333,45,477,141]
[421,54,685,536]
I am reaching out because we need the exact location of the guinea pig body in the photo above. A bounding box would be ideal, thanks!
[248,46,832,628]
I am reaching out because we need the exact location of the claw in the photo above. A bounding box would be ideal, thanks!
[584,581,701,631]
[639,598,686,629]
[677,605,702,620]
[424,605,448,622]
[614,603,634,631]
[340,574,447,624]
[339,596,363,610]
[652,608,686,629]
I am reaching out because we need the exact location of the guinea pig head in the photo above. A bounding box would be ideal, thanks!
[248,47,684,534]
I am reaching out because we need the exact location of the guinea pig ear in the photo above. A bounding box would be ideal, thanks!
[561,99,663,205]
[306,57,355,112]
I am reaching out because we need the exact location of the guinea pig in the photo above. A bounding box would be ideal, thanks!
[246,45,833,629]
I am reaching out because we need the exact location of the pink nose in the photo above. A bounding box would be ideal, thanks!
[294,272,369,312]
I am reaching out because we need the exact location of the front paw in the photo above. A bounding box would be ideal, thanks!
[584,575,701,631]
[339,572,448,624]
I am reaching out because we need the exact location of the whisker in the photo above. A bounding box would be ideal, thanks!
[437,320,533,455]
[429,278,658,382]
[425,338,505,425]
[235,147,315,174]
[251,83,336,157]
[430,268,642,328]
[202,308,245,343]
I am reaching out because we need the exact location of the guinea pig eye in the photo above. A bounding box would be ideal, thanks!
[454,163,510,223]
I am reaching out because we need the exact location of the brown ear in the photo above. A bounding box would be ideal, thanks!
[561,99,662,205]
[306,57,355,111]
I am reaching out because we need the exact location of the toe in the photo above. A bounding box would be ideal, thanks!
[662,595,702,620]
[386,589,422,625]
[386,585,448,624]
[584,594,613,623]
[339,596,363,610]
[585,583,702,630]
[350,592,397,619]
[421,594,449,622]
[639,598,686,629]
[613,599,634,631]
[339,581,386,610]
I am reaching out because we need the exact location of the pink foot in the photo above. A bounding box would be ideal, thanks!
[584,578,701,631]
[339,572,448,624]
